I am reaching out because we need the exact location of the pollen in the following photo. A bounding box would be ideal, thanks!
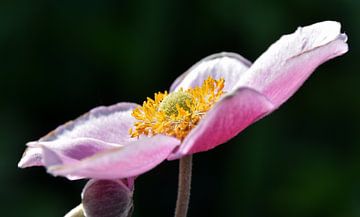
[130,76,225,140]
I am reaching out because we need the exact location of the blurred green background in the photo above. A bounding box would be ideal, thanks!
[1,0,359,216]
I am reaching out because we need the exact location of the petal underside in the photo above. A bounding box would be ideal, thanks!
[170,52,251,92]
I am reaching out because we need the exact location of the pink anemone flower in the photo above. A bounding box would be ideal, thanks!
[18,21,348,216]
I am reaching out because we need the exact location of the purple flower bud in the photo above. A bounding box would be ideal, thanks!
[82,179,134,217]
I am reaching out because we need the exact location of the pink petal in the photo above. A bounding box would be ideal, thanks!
[236,21,348,107]
[18,102,139,169]
[170,52,251,92]
[168,87,275,159]
[39,102,138,144]
[82,179,133,217]
[47,135,180,179]
[18,146,43,168]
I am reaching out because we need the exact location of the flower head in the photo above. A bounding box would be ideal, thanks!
[130,77,225,140]
[19,20,348,181]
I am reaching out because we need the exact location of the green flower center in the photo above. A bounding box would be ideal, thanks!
[159,91,192,116]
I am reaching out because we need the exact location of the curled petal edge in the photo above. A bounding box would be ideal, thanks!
[18,146,43,168]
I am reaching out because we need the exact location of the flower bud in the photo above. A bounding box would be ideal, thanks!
[82,179,134,217]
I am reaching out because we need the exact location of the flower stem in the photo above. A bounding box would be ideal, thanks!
[174,155,193,217]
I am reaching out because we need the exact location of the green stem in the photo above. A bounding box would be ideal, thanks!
[174,155,193,217]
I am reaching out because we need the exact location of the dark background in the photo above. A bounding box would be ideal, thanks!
[2,0,359,216]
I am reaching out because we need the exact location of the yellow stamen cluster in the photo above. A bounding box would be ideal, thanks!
[130,76,225,140]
